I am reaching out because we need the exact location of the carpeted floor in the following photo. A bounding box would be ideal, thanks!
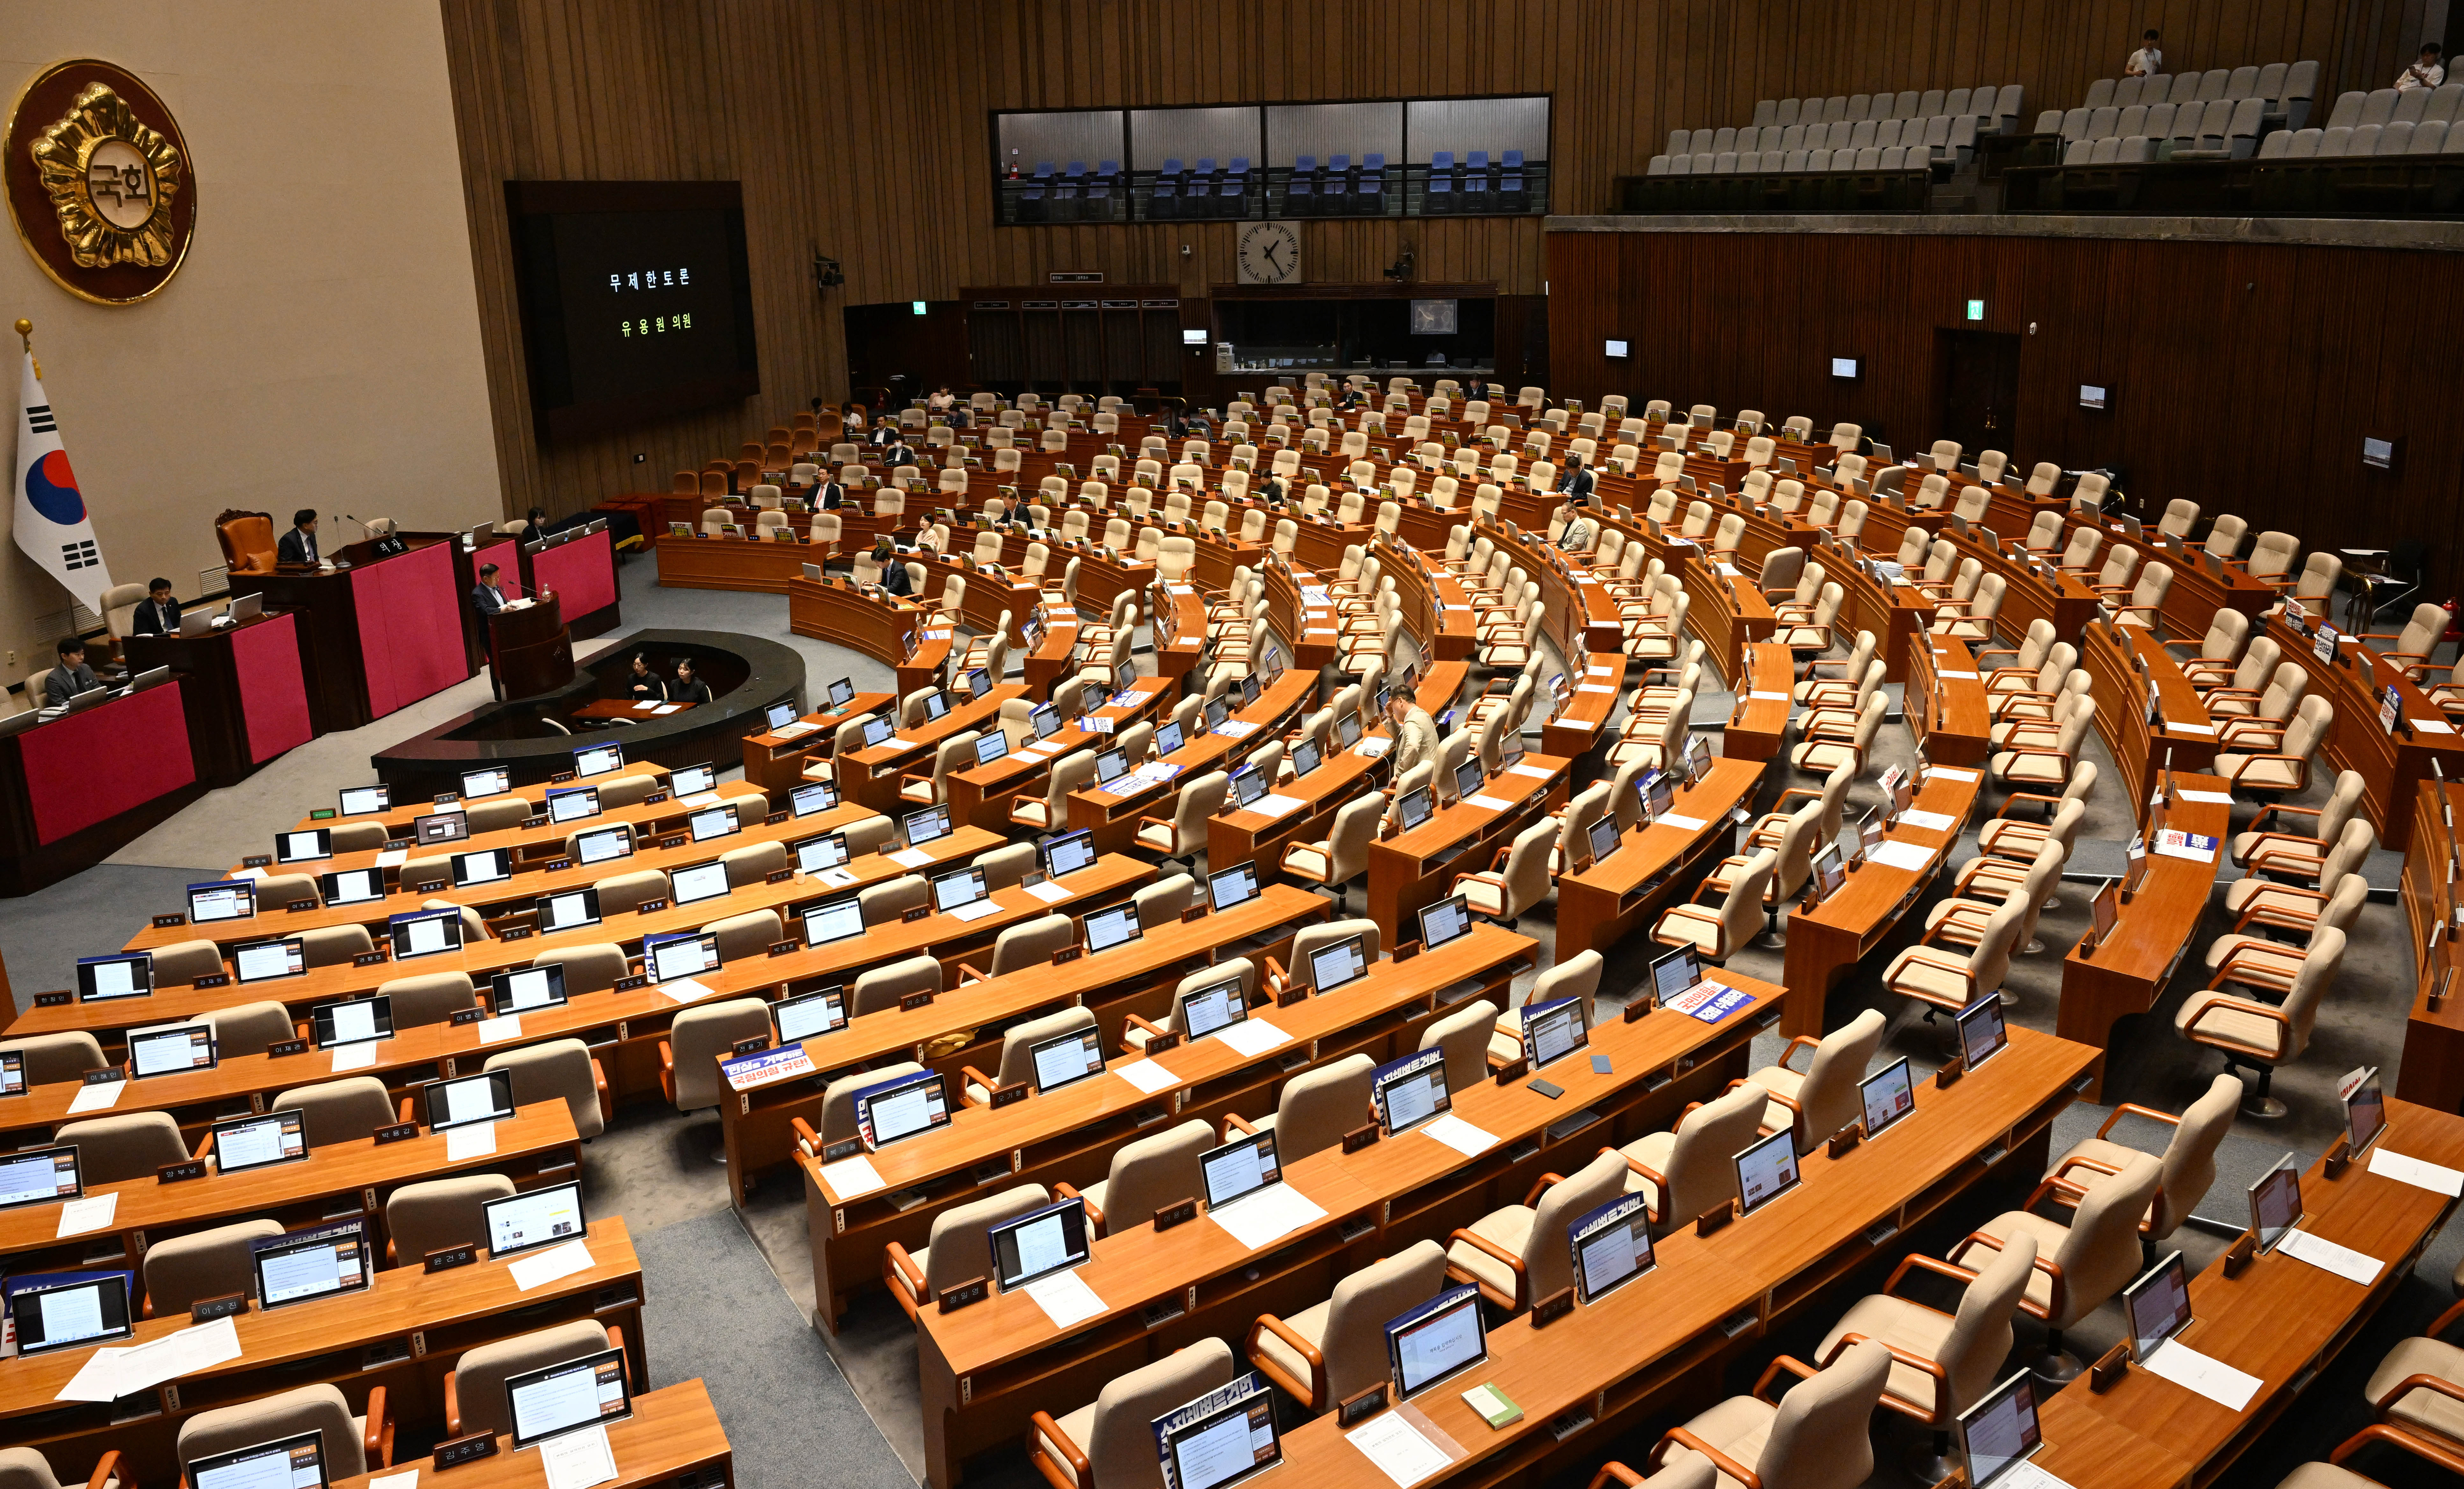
[11,548,2454,1489]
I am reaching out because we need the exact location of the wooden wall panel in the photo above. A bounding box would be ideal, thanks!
[1549,227,2464,600]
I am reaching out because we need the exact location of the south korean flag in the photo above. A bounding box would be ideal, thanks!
[14,351,113,612]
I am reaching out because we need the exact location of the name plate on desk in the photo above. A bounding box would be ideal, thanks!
[766,810,790,826]
[152,913,187,928]
[2221,1231,2257,1278]
[1142,1030,1183,1053]
[642,790,668,805]
[1278,984,1310,1009]
[158,1159,208,1184]
[267,1039,309,1058]
[1934,1057,1965,1090]
[499,927,533,943]
[354,951,388,967]
[1343,1124,1380,1154]
[2089,1342,2131,1392]
[902,906,933,924]
[1338,1386,1388,1427]
[900,989,936,1012]
[989,1082,1029,1110]
[288,899,317,913]
[1530,1287,1575,1328]
[636,899,669,915]
[936,1275,989,1312]
[242,854,272,869]
[432,1432,498,1469]
[731,1035,768,1057]
[1827,1126,1863,1160]
[373,1122,420,1145]
[193,973,231,989]
[768,939,798,957]
[190,1293,248,1324]
[614,975,649,993]
[1392,940,1422,963]
[550,771,577,784]
[1051,946,1083,967]
[545,858,573,872]
[425,1244,477,1275]
[449,1008,487,1027]
[33,992,69,1008]
[766,867,795,884]
[1153,1196,1198,1231]
[1695,1201,1737,1238]
[81,1066,122,1086]
[1624,997,1653,1023]
[1493,1055,1530,1085]
[415,880,447,896]
[659,835,688,851]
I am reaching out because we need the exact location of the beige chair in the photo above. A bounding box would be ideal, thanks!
[2046,1073,2239,1243]
[1451,818,1557,929]
[1742,1008,1886,1153]
[485,1038,607,1140]
[2232,769,2365,872]
[1443,1148,1629,1312]
[1813,1237,2040,1473]
[142,1217,285,1315]
[1014,750,1096,830]
[859,874,929,926]
[1249,1240,1449,1411]
[1223,1053,1372,1163]
[959,913,1076,984]
[386,1173,514,1264]
[1882,896,2021,1018]
[1278,794,1382,912]
[377,970,479,1030]
[721,840,788,885]
[1058,1118,1214,1235]
[0,1031,106,1086]
[659,998,771,1110]
[2360,1303,2464,1465]
[56,1111,188,1185]
[886,1183,1053,1319]
[1614,1081,1769,1230]
[147,938,228,985]
[594,867,671,915]
[702,907,783,962]
[0,1446,123,1489]
[1127,959,1259,1052]
[177,1384,388,1482]
[273,1076,396,1145]
[1132,771,1227,867]
[1653,849,1774,960]
[444,1321,622,1437]
[2213,695,2333,796]
[1647,1338,1891,1489]
[1950,1151,2165,1376]
[1492,951,1603,1065]
[1030,1339,1236,1489]
[853,953,944,1016]
[294,923,375,968]
[531,942,628,995]
[806,1061,928,1148]
[1418,1000,1499,1093]
[960,1007,1096,1103]
[2177,925,2345,1118]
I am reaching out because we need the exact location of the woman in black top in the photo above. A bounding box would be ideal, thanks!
[669,657,714,704]
[624,654,664,702]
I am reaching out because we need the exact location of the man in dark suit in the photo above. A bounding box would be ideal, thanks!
[817,476,848,511]
[43,637,100,708]
[471,563,509,616]
[131,578,182,636]
[276,509,320,566]
[1555,454,1597,506]
[884,439,917,468]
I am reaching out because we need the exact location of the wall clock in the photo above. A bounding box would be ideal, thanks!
[1236,221,1300,285]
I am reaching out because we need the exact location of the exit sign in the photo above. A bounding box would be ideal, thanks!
[1965,299,1985,321]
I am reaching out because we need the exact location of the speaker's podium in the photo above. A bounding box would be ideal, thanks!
[487,591,575,699]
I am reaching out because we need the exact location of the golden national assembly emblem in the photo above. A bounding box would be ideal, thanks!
[6,60,195,304]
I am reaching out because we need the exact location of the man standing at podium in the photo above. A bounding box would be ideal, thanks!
[471,562,508,616]
[277,509,320,566]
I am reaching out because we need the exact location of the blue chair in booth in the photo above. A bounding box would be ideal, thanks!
[1464,150,1492,203]
[1426,152,1457,213]
[1021,161,1053,222]
[1500,149,1526,208]
[1220,156,1251,216]
[1191,157,1220,216]
[1090,160,1118,219]
[1323,153,1352,211]
[1360,153,1387,211]
[1056,161,1086,219]
[1151,158,1185,219]
[1287,155,1317,214]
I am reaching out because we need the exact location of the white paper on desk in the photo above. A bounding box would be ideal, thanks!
[2178,789,2235,805]
[2370,1146,2464,1196]
[477,1014,522,1044]
[633,700,659,712]
[58,1193,116,1238]
[1347,1410,1454,1488]
[1021,879,1073,904]
[1655,813,1708,831]
[1926,766,1980,782]
[679,791,723,808]
[1116,1059,1178,1095]
[540,1422,619,1489]
[1508,763,1552,779]
[653,704,683,715]
[1210,1183,1329,1250]
[111,1313,242,1395]
[660,977,717,1005]
[370,1471,419,1489]
[1250,793,1307,819]
[886,847,935,868]
[66,1079,124,1114]
[509,1239,596,1293]
[1575,684,1617,695]
[1939,670,1980,680]
[1748,690,1789,701]
[2141,1339,2263,1412]
[820,1154,885,1199]
[446,1122,499,1162]
[885,737,921,751]
[2278,1227,2384,1285]
[1993,1466,2080,1489]
[1215,1018,1291,1058]
[1868,840,1937,872]
[816,867,860,888]
[1467,794,1516,811]
[2416,716,2456,734]
[947,899,1007,923]
[55,1346,129,1402]
[374,848,408,869]
[1214,721,1259,738]
[1024,1269,1107,1329]
[2168,721,2216,735]
[1353,737,1391,758]
[1424,1113,1497,1158]
[1897,808,1956,832]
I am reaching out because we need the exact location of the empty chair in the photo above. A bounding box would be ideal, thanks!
[1228,1053,1373,1164]
[1613,1080,1768,1230]
[1949,1153,2165,1375]
[1058,1118,1214,1234]
[1812,1235,2040,1471]
[57,1111,188,1185]
[1645,1339,1892,1489]
[177,1386,384,1484]
[659,998,771,1113]
[444,1320,623,1438]
[485,1038,607,1140]
[2045,1073,2240,1243]
[1030,1340,1236,1489]
[387,1173,514,1264]
[138,1217,281,1313]
[2178,927,2346,1117]
[1443,1148,1628,1312]
[1740,1008,1885,1153]
[1248,1240,1450,1412]
[886,1183,1052,1320]
[272,1076,396,1145]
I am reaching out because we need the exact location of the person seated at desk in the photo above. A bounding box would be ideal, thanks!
[883,438,918,469]
[277,508,321,566]
[1463,375,1491,402]
[1556,453,1597,506]
[1257,474,1287,508]
[131,577,182,636]
[1557,503,1597,553]
[471,562,509,616]
[927,386,955,416]
[866,421,898,450]
[623,652,665,703]
[817,474,849,510]
[43,636,99,707]
[873,538,915,596]
[668,657,713,704]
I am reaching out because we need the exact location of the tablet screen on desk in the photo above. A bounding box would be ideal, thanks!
[1372,1048,1451,1135]
[647,931,721,983]
[1085,903,1143,954]
[1031,1025,1104,1093]
[575,826,633,865]
[211,1111,309,1174]
[129,1021,216,1079]
[573,742,623,777]
[792,781,838,818]
[1179,978,1247,1041]
[1292,738,1323,781]
[1958,1371,2044,1489]
[312,994,391,1049]
[1385,1285,1487,1399]
[423,1070,516,1132]
[0,1052,21,1097]
[2089,878,2120,944]
[0,1146,78,1210]
[1308,933,1369,994]
[920,689,950,723]
[1200,1130,1279,1211]
[672,860,732,907]
[1570,1192,1655,1302]
[454,847,511,887]
[932,866,988,912]
[235,938,307,984]
[1204,696,1233,731]
[1642,769,1676,821]
[854,1071,950,1150]
[1154,722,1185,758]
[802,897,864,946]
[1228,765,1265,808]
[774,988,846,1045]
[76,952,153,1002]
[766,701,799,731]
[1335,711,1363,747]
[1420,894,1472,951]
[1030,704,1063,740]
[188,879,256,923]
[1523,996,1589,1069]
[1650,944,1700,1008]
[277,829,331,864]
[189,1430,328,1489]
[903,805,952,848]
[1955,993,2007,1071]
[688,806,738,843]
[2346,1069,2387,1156]
[492,965,567,1015]
[1809,843,1845,901]
[1734,1127,1801,1215]
[339,785,389,816]
[1207,861,1261,913]
[547,787,599,823]
[414,809,468,845]
[1393,785,1435,832]
[792,832,848,874]
[973,733,1010,768]
[253,1220,371,1311]
[1044,830,1096,878]
[461,767,511,799]
[1456,759,1487,803]
[2249,1158,2302,1253]
[9,1272,132,1355]
[508,1346,633,1451]
[540,887,601,933]
[1093,749,1130,787]
[389,907,463,960]
[1860,1058,1915,1138]
[861,716,895,749]
[485,1179,586,1258]
[1157,1376,1281,1489]
[2124,1251,2194,1362]
[990,1197,1090,1291]
[829,678,856,708]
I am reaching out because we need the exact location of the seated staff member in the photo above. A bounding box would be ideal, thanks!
[873,538,915,596]
[131,577,182,636]
[471,563,509,616]
[1555,453,1597,506]
[668,657,713,704]
[883,437,918,468]
[817,472,849,510]
[1256,474,1287,508]
[276,508,322,566]
[43,636,100,707]
[623,653,666,703]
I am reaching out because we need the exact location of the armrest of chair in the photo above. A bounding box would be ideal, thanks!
[1585,1464,1649,1489]
[1992,790,2064,820]
[2333,1423,2464,1478]
[792,1117,822,1157]
[1817,1331,1950,1424]
[83,1453,120,1489]
[1751,1353,1824,1403]
[2181,997,2292,1060]
[1648,1430,1763,1489]
[1773,1034,1822,1074]
[1955,1229,2064,1320]
[2218,751,2306,786]
[1029,1411,1095,1489]
[1520,1171,1570,1208]
[2095,1102,2185,1140]
[1224,1111,1260,1138]
[960,1066,1000,1107]
[885,1241,926,1299]
[1883,1252,1980,1298]
[1442,1227,1528,1309]
[657,1039,676,1106]
[1248,1313,1326,1406]
[366,1384,392,1468]
[1052,1180,1104,1231]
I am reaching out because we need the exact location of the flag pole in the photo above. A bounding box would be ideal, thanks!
[13,318,34,378]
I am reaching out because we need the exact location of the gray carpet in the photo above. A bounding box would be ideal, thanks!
[638,1208,910,1489]
[2,864,219,1008]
